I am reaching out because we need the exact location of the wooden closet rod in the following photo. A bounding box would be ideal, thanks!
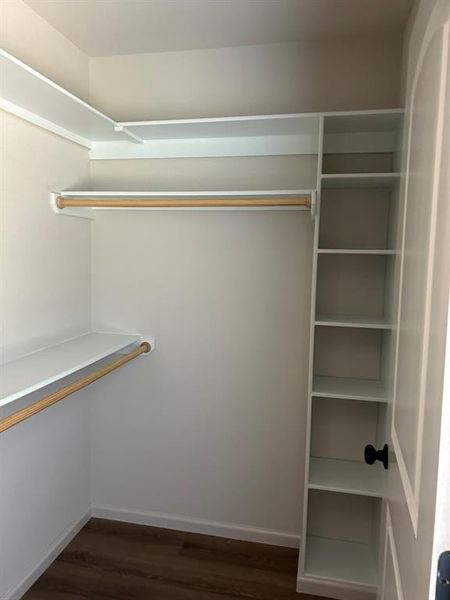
[0,342,151,434]
[56,196,311,209]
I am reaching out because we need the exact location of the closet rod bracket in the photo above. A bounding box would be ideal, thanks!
[115,335,155,356]
[51,192,95,220]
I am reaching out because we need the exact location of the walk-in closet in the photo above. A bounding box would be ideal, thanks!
[1,2,449,600]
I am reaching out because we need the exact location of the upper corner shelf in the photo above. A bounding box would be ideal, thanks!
[322,110,403,155]
[1,48,404,160]
[323,111,403,133]
[312,375,387,402]
[93,113,322,159]
[0,332,146,408]
[117,113,321,140]
[0,49,138,148]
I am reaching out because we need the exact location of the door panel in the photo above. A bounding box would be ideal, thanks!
[382,4,450,600]
[392,20,447,533]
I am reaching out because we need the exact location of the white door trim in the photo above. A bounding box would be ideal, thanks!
[380,506,405,600]
[390,14,449,535]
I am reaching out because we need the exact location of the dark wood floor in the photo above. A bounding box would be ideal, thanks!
[22,518,329,600]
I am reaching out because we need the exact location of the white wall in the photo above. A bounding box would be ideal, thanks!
[90,209,313,543]
[0,2,91,597]
[89,148,316,549]
[89,36,403,121]
[88,34,403,544]
[0,0,90,100]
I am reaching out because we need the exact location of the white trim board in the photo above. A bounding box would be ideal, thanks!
[3,511,91,600]
[89,131,401,160]
[91,505,300,548]
[89,133,318,159]
[380,506,405,600]
[0,98,92,149]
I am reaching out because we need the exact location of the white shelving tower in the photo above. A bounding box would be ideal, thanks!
[297,112,403,600]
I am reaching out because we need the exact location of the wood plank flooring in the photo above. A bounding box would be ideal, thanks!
[22,518,329,600]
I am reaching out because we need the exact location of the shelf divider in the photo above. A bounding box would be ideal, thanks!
[318,248,395,255]
[309,457,386,497]
[312,375,387,402]
[315,314,392,330]
[321,172,400,189]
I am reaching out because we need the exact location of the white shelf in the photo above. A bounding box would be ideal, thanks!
[315,314,392,329]
[0,51,403,159]
[312,376,387,402]
[0,49,137,148]
[117,113,321,140]
[323,110,403,154]
[304,536,377,587]
[0,51,402,159]
[0,332,144,407]
[318,248,395,255]
[90,113,322,159]
[321,172,400,189]
[309,457,386,497]
[91,112,402,159]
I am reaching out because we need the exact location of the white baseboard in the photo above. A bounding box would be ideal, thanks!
[91,504,300,548]
[297,575,376,600]
[4,511,91,600]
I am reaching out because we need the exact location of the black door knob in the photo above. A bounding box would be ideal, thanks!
[364,444,388,470]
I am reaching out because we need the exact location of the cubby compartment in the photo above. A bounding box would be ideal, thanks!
[309,397,386,497]
[313,326,384,380]
[311,397,378,462]
[322,152,394,174]
[312,375,387,401]
[322,112,402,174]
[304,489,381,588]
[319,187,394,250]
[315,254,393,326]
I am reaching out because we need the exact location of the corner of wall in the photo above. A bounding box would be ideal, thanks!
[0,0,91,101]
